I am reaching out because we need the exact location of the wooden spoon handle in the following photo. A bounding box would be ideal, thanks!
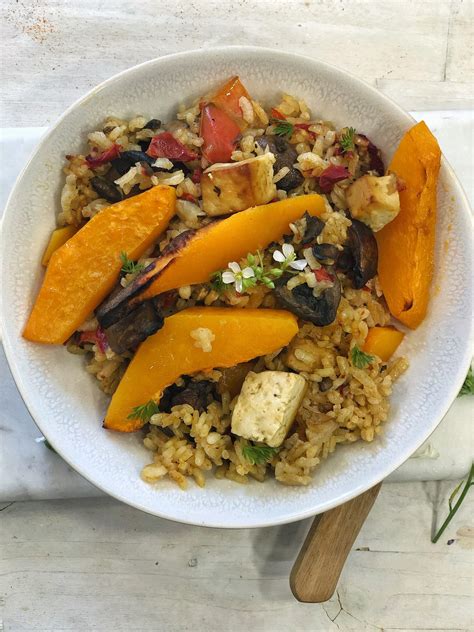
[290,483,382,602]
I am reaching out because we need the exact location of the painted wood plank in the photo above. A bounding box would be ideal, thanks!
[1,0,471,125]
[0,482,472,631]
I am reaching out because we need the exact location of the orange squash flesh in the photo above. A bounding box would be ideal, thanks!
[104,307,299,432]
[141,194,325,299]
[376,121,441,329]
[41,225,79,266]
[363,326,404,362]
[24,186,176,345]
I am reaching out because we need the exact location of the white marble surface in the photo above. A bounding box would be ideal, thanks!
[0,0,473,629]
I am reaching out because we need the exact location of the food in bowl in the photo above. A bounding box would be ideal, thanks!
[23,76,441,489]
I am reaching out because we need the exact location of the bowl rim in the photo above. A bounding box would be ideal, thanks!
[1,45,473,528]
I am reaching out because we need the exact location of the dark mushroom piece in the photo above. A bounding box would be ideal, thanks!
[339,219,378,289]
[169,380,215,413]
[111,150,157,177]
[96,230,196,329]
[90,176,123,203]
[144,119,162,130]
[275,272,341,327]
[256,135,304,192]
[312,243,340,265]
[103,297,164,354]
[159,380,215,436]
[302,211,325,243]
[139,161,154,177]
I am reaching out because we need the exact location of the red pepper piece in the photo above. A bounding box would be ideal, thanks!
[319,164,350,193]
[147,132,197,162]
[200,104,240,164]
[314,268,334,283]
[191,168,202,183]
[85,144,121,169]
[271,108,286,120]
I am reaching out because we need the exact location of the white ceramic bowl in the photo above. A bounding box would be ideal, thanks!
[1,47,472,528]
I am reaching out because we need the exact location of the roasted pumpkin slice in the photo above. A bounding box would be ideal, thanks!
[377,121,441,329]
[104,307,299,432]
[23,186,176,344]
[141,194,326,298]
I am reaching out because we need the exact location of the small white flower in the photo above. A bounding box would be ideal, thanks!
[222,262,255,293]
[272,242,307,271]
[222,270,236,284]
[291,259,309,271]
[282,242,295,258]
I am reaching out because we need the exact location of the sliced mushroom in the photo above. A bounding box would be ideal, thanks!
[275,273,341,326]
[90,176,123,203]
[103,297,164,354]
[111,150,156,176]
[96,230,195,329]
[302,211,325,243]
[312,243,340,265]
[170,380,215,412]
[339,219,378,289]
[160,378,215,413]
[144,118,162,130]
[256,135,304,192]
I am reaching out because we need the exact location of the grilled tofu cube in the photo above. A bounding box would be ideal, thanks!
[231,371,307,447]
[201,153,276,216]
[346,173,400,232]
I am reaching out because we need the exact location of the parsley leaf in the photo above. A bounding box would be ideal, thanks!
[210,271,226,293]
[273,120,294,138]
[459,366,474,396]
[127,400,160,422]
[120,251,145,276]
[242,443,280,465]
[351,345,374,369]
[340,127,356,153]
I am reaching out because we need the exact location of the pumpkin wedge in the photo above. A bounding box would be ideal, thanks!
[141,194,326,299]
[363,326,404,362]
[104,307,299,432]
[24,186,176,345]
[377,121,441,329]
[41,225,79,266]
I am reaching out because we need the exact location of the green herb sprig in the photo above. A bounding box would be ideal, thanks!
[210,271,226,293]
[351,345,374,369]
[120,251,145,276]
[242,443,280,465]
[459,366,474,396]
[246,251,283,290]
[432,463,473,543]
[127,400,160,422]
[273,120,294,138]
[340,127,356,153]
[213,250,284,295]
